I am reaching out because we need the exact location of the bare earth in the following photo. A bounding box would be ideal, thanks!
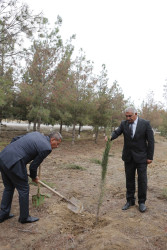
[0,130,167,250]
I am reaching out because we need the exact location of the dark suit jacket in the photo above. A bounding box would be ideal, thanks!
[0,132,52,178]
[111,117,154,163]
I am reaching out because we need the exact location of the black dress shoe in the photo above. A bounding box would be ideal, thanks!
[0,214,14,223]
[122,201,135,210]
[139,203,146,212]
[18,215,39,224]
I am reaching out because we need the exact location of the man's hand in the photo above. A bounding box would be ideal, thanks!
[105,136,112,142]
[147,159,152,164]
[105,136,108,142]
[32,176,39,184]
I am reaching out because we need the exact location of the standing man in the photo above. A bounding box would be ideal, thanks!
[0,131,62,223]
[109,107,154,212]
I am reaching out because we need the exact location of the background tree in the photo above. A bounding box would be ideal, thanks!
[20,16,67,130]
[0,68,14,123]
[157,82,167,136]
[0,0,42,122]
[110,80,126,129]
[140,91,163,130]
[49,40,75,133]
[0,0,41,57]
[60,49,97,144]
[90,64,112,143]
[158,110,167,137]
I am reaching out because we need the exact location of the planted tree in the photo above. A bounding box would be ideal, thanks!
[96,137,111,222]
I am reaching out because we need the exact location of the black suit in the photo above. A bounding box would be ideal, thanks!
[111,117,154,204]
[0,132,52,220]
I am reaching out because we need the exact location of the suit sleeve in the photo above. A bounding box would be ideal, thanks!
[146,121,154,160]
[29,150,51,179]
[111,122,123,140]
[10,134,25,143]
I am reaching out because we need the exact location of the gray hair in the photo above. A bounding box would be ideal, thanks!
[48,131,63,141]
[125,106,137,114]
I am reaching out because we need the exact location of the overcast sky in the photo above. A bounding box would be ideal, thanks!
[24,0,167,107]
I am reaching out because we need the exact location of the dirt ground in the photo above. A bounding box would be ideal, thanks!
[0,127,167,250]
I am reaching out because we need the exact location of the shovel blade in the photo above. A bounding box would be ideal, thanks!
[67,197,84,213]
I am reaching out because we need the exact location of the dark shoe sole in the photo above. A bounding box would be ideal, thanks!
[139,209,146,213]
[139,208,146,213]
[139,204,146,213]
[19,220,39,224]
[122,203,135,210]
[0,214,14,223]
[19,218,39,224]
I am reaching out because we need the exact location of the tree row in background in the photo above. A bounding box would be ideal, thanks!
[1,0,167,142]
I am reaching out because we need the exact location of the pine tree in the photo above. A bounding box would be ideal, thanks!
[96,138,111,222]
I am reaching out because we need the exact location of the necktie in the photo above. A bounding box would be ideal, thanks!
[129,123,133,138]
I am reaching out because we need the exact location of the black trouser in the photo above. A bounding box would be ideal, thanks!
[124,160,147,204]
[0,159,29,220]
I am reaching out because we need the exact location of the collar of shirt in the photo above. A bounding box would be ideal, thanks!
[133,116,138,126]
[131,116,138,136]
[46,136,50,142]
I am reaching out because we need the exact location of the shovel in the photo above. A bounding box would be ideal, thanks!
[32,165,45,207]
[38,179,83,213]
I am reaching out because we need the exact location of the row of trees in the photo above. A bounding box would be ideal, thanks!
[0,1,127,143]
[1,1,167,142]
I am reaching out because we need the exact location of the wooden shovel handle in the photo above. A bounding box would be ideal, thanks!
[38,180,68,201]
[37,165,42,193]
[38,180,78,207]
[38,165,42,179]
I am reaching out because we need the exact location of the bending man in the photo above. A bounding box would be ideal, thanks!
[0,131,62,223]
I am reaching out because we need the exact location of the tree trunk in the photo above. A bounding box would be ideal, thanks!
[27,121,31,131]
[59,120,63,134]
[37,117,41,132]
[95,126,99,144]
[0,115,2,134]
[37,122,41,131]
[72,123,76,145]
[78,123,82,135]
[0,110,2,124]
[33,121,37,131]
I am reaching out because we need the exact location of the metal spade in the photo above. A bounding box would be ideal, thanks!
[38,180,83,213]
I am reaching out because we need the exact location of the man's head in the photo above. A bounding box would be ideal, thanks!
[48,131,62,149]
[125,106,138,124]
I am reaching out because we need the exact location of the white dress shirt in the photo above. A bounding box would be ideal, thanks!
[131,116,138,138]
